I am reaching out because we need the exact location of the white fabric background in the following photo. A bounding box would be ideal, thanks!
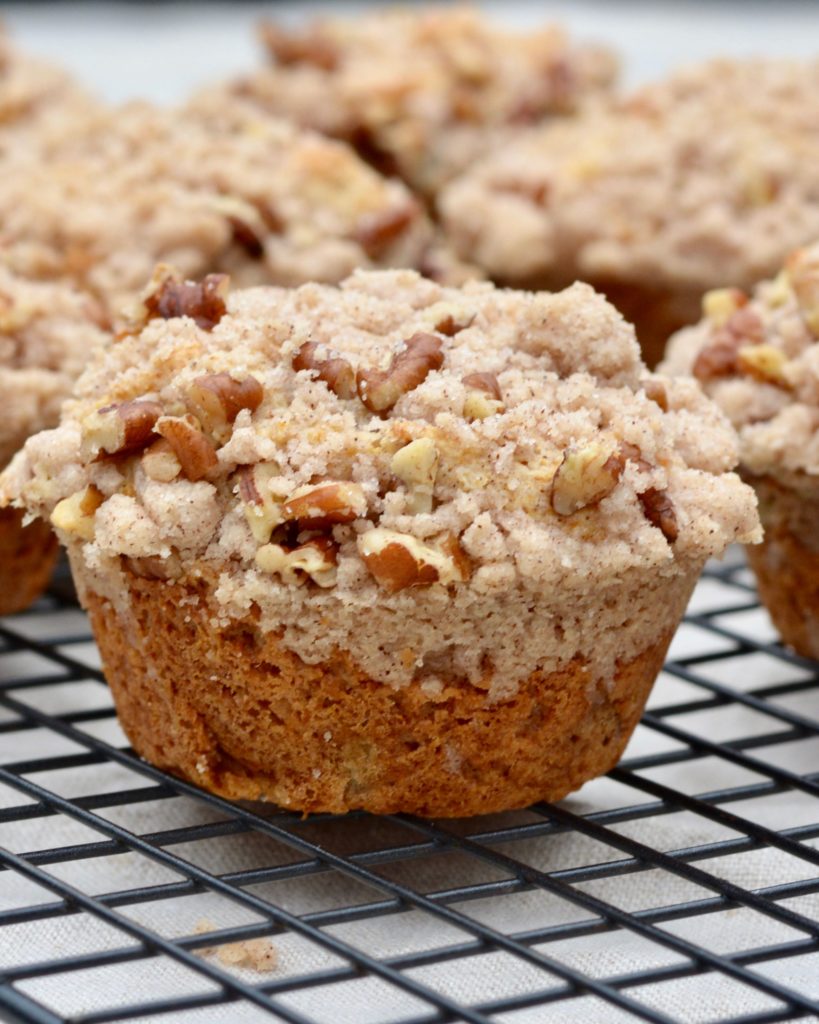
[1,3,819,1022]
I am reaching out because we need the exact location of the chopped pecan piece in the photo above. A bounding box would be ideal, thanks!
[354,200,420,260]
[692,338,740,382]
[260,20,339,70]
[292,342,356,399]
[144,270,229,331]
[787,247,819,336]
[702,288,748,327]
[282,481,367,529]
[237,462,282,543]
[435,312,475,336]
[643,379,669,411]
[357,333,444,414]
[51,485,104,541]
[551,442,625,516]
[141,438,182,483]
[638,488,678,543]
[255,536,338,588]
[358,528,467,593]
[462,372,504,420]
[155,416,219,481]
[81,399,163,459]
[391,438,439,514]
[185,373,264,436]
[736,344,791,387]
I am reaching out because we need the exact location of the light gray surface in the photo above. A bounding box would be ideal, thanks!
[3,1,819,104]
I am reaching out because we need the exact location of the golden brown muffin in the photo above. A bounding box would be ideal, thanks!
[0,271,108,614]
[2,268,759,813]
[664,244,819,657]
[440,59,819,366]
[191,5,616,201]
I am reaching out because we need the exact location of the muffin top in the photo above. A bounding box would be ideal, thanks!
[4,265,757,593]
[663,243,819,482]
[193,6,616,199]
[0,269,109,469]
[0,99,444,317]
[440,59,819,291]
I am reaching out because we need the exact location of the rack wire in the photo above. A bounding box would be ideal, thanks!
[1,550,818,1024]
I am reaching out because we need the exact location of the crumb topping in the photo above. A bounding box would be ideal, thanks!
[663,241,819,481]
[191,5,616,198]
[0,99,442,317]
[440,59,819,291]
[0,269,108,469]
[3,270,758,691]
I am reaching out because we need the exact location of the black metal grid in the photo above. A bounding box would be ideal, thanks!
[1,551,818,1024]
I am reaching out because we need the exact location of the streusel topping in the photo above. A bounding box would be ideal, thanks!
[3,270,758,691]
[0,99,442,316]
[192,6,616,199]
[0,270,108,469]
[663,242,819,481]
[440,59,819,291]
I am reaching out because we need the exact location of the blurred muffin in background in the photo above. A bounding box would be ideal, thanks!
[191,5,616,202]
[663,243,819,658]
[440,59,819,366]
[0,270,109,614]
[0,98,471,319]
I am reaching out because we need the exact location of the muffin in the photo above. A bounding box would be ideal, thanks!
[0,270,109,614]
[191,6,616,201]
[1,268,758,815]
[440,59,819,366]
[664,244,819,658]
[0,98,459,318]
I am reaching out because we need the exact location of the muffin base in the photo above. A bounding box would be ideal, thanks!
[82,565,675,817]
[745,474,819,660]
[0,508,58,616]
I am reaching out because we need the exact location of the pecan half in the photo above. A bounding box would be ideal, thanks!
[155,416,219,481]
[551,442,625,516]
[639,488,678,543]
[81,399,163,459]
[144,270,229,331]
[462,372,504,420]
[51,485,104,541]
[255,536,338,588]
[141,438,182,482]
[237,462,282,542]
[354,200,420,260]
[185,373,264,436]
[391,437,439,514]
[357,333,444,414]
[282,481,367,529]
[292,342,356,400]
[358,528,468,593]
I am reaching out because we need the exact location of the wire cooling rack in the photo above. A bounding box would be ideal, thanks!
[1,550,818,1024]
